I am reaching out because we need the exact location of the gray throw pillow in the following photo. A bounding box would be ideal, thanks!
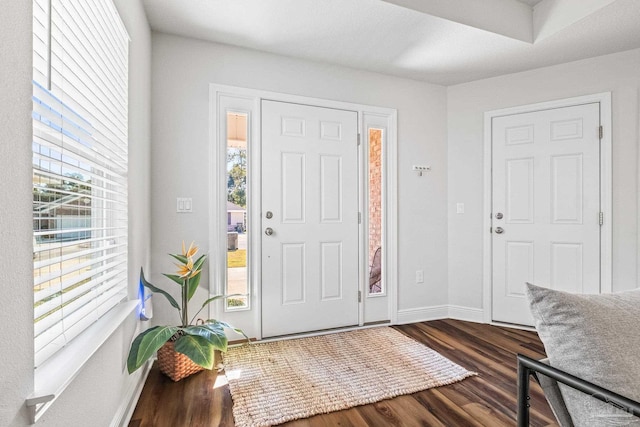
[526,283,640,427]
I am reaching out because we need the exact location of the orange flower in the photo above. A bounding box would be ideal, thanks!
[176,258,195,278]
[182,241,198,258]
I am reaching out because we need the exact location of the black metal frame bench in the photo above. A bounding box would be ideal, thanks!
[517,354,640,426]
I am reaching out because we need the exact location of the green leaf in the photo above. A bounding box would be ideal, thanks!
[127,326,178,373]
[163,273,185,286]
[207,319,249,341]
[188,294,247,326]
[169,253,188,264]
[141,268,180,310]
[186,272,201,301]
[174,334,216,369]
[199,294,225,308]
[184,255,207,301]
[200,294,243,309]
[193,254,207,270]
[183,324,229,351]
[188,294,225,325]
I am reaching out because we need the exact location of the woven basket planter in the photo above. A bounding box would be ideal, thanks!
[157,341,204,382]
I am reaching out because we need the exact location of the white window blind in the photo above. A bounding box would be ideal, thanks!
[32,0,129,367]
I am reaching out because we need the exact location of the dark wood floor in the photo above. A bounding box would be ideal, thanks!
[129,319,557,427]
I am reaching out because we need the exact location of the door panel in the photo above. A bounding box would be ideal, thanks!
[282,243,305,304]
[320,155,342,222]
[492,103,601,326]
[551,154,583,223]
[505,241,534,297]
[261,100,359,337]
[506,157,534,223]
[320,242,342,300]
[550,243,583,293]
[281,153,305,222]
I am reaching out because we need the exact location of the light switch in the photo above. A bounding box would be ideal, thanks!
[456,203,465,214]
[177,198,193,213]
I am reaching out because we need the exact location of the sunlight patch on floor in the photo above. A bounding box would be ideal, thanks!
[214,368,242,389]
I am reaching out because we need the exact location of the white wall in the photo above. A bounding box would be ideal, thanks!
[0,0,35,425]
[149,33,449,331]
[122,0,153,292]
[0,0,152,425]
[447,48,640,311]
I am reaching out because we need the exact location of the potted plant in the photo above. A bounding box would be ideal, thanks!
[127,241,247,381]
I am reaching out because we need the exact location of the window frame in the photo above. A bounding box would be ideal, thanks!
[28,0,132,422]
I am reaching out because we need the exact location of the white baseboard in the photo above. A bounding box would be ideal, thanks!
[396,305,448,324]
[111,359,153,427]
[396,305,485,325]
[447,305,484,323]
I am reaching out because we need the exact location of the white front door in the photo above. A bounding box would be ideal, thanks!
[492,103,601,326]
[261,100,359,337]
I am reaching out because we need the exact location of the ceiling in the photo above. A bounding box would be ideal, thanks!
[142,0,640,86]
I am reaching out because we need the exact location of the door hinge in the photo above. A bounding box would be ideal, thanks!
[358,212,362,224]
[358,290,362,303]
[599,126,603,140]
[489,227,492,233]
[357,134,361,146]
[599,212,604,226]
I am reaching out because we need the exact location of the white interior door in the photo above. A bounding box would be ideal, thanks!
[492,103,601,326]
[261,100,359,337]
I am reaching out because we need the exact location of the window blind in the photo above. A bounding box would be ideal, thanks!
[32,0,129,367]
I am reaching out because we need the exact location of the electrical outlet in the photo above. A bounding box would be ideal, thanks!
[416,270,424,284]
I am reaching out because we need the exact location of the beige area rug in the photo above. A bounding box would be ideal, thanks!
[222,327,477,427]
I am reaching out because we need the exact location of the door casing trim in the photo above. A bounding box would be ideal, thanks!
[209,84,398,339]
[482,92,612,324]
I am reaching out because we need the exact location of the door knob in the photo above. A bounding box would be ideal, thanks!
[495,227,504,234]
[265,227,274,236]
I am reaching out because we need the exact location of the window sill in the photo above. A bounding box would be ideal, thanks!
[26,300,138,424]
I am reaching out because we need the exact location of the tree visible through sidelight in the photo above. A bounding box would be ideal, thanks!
[226,112,249,308]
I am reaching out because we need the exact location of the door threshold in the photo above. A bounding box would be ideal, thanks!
[259,322,390,343]
[364,320,391,326]
[490,320,535,332]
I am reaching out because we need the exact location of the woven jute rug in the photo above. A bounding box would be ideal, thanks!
[222,327,476,427]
